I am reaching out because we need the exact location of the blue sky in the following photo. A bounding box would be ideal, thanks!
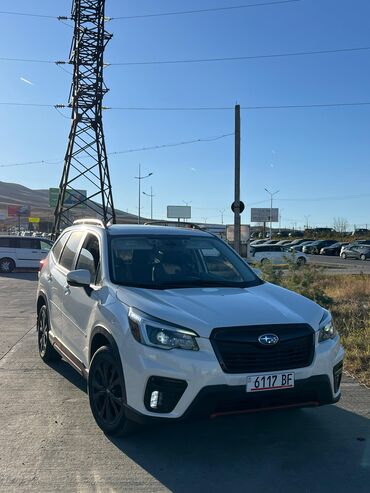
[0,0,370,229]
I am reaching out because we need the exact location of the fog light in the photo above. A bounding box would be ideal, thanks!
[150,390,160,409]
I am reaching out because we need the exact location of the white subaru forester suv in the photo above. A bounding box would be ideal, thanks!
[37,219,344,435]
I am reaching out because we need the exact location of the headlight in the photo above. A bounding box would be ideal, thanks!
[318,312,337,342]
[128,307,199,351]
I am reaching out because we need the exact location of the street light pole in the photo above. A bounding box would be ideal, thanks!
[264,188,279,238]
[143,186,155,220]
[219,209,225,225]
[134,164,153,224]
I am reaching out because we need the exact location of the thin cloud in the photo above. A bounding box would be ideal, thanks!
[190,167,197,172]
[20,77,33,85]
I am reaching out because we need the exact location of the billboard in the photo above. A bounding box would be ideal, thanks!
[0,207,7,220]
[49,188,87,208]
[7,205,31,217]
[167,205,191,219]
[251,208,279,223]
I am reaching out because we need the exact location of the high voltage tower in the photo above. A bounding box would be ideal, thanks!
[53,0,116,235]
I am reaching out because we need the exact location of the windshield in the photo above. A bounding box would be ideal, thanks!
[109,235,262,289]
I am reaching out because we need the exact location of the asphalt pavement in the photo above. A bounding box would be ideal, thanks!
[0,273,369,493]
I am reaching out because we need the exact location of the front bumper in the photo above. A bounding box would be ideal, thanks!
[125,374,340,424]
[121,332,344,421]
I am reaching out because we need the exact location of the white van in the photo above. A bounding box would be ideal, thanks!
[0,235,53,273]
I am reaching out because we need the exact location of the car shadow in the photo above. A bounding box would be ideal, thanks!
[47,358,87,394]
[51,359,370,493]
[0,271,38,281]
[107,404,370,493]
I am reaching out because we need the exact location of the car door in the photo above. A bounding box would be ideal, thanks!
[16,237,41,268]
[53,231,85,351]
[62,232,102,367]
[46,232,71,339]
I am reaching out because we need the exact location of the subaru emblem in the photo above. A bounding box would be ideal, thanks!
[258,334,279,346]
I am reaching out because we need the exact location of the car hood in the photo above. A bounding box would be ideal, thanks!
[115,282,324,338]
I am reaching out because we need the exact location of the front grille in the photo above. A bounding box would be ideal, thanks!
[211,324,315,373]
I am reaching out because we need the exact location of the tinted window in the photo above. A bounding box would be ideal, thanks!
[51,232,70,262]
[19,238,40,249]
[110,235,261,289]
[59,232,84,271]
[0,237,14,248]
[76,234,101,283]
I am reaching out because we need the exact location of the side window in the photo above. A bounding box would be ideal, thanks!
[0,238,11,247]
[51,232,70,263]
[19,238,39,249]
[76,234,101,284]
[59,232,84,271]
[40,240,53,251]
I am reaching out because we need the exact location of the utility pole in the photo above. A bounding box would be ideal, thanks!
[143,186,155,220]
[265,188,279,239]
[233,104,241,253]
[135,164,153,224]
[53,0,116,235]
[219,209,225,225]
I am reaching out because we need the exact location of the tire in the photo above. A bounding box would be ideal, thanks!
[297,257,306,266]
[341,253,346,259]
[360,254,366,261]
[88,346,138,436]
[0,257,15,273]
[37,304,61,362]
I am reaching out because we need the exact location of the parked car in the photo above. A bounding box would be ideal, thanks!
[320,242,349,256]
[302,240,337,255]
[36,219,343,436]
[288,239,311,247]
[341,245,370,261]
[340,240,370,256]
[275,240,292,246]
[290,240,315,252]
[0,235,53,273]
[250,245,307,266]
[250,239,268,246]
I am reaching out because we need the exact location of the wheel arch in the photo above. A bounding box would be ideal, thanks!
[89,326,120,363]
[36,291,48,315]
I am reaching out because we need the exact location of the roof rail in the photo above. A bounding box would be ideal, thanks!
[73,218,106,228]
[143,220,202,230]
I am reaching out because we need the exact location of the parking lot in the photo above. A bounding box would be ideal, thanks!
[0,273,369,493]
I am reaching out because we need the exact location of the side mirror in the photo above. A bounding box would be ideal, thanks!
[67,269,91,287]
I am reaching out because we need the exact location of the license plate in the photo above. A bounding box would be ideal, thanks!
[246,372,295,392]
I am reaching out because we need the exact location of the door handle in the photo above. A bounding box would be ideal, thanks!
[46,273,52,282]
[64,285,71,295]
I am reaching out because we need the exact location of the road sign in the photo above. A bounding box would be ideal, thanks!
[251,208,279,223]
[28,217,40,223]
[167,205,191,219]
[49,188,87,208]
[231,201,245,214]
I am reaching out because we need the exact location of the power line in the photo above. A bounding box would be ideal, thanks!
[3,45,370,67]
[0,10,58,19]
[110,46,370,66]
[112,0,301,20]
[0,132,234,168]
[108,102,370,111]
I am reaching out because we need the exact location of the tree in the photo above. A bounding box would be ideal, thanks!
[333,217,349,234]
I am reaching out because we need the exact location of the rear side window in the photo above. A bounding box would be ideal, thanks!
[0,237,15,248]
[76,233,101,284]
[51,232,70,263]
[19,238,40,249]
[59,232,84,271]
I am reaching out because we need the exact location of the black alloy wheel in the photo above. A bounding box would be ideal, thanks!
[0,257,15,273]
[37,305,61,362]
[88,346,137,436]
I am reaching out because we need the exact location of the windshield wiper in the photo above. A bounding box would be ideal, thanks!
[157,280,249,289]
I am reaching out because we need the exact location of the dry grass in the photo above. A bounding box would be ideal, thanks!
[323,275,370,385]
[260,262,370,385]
